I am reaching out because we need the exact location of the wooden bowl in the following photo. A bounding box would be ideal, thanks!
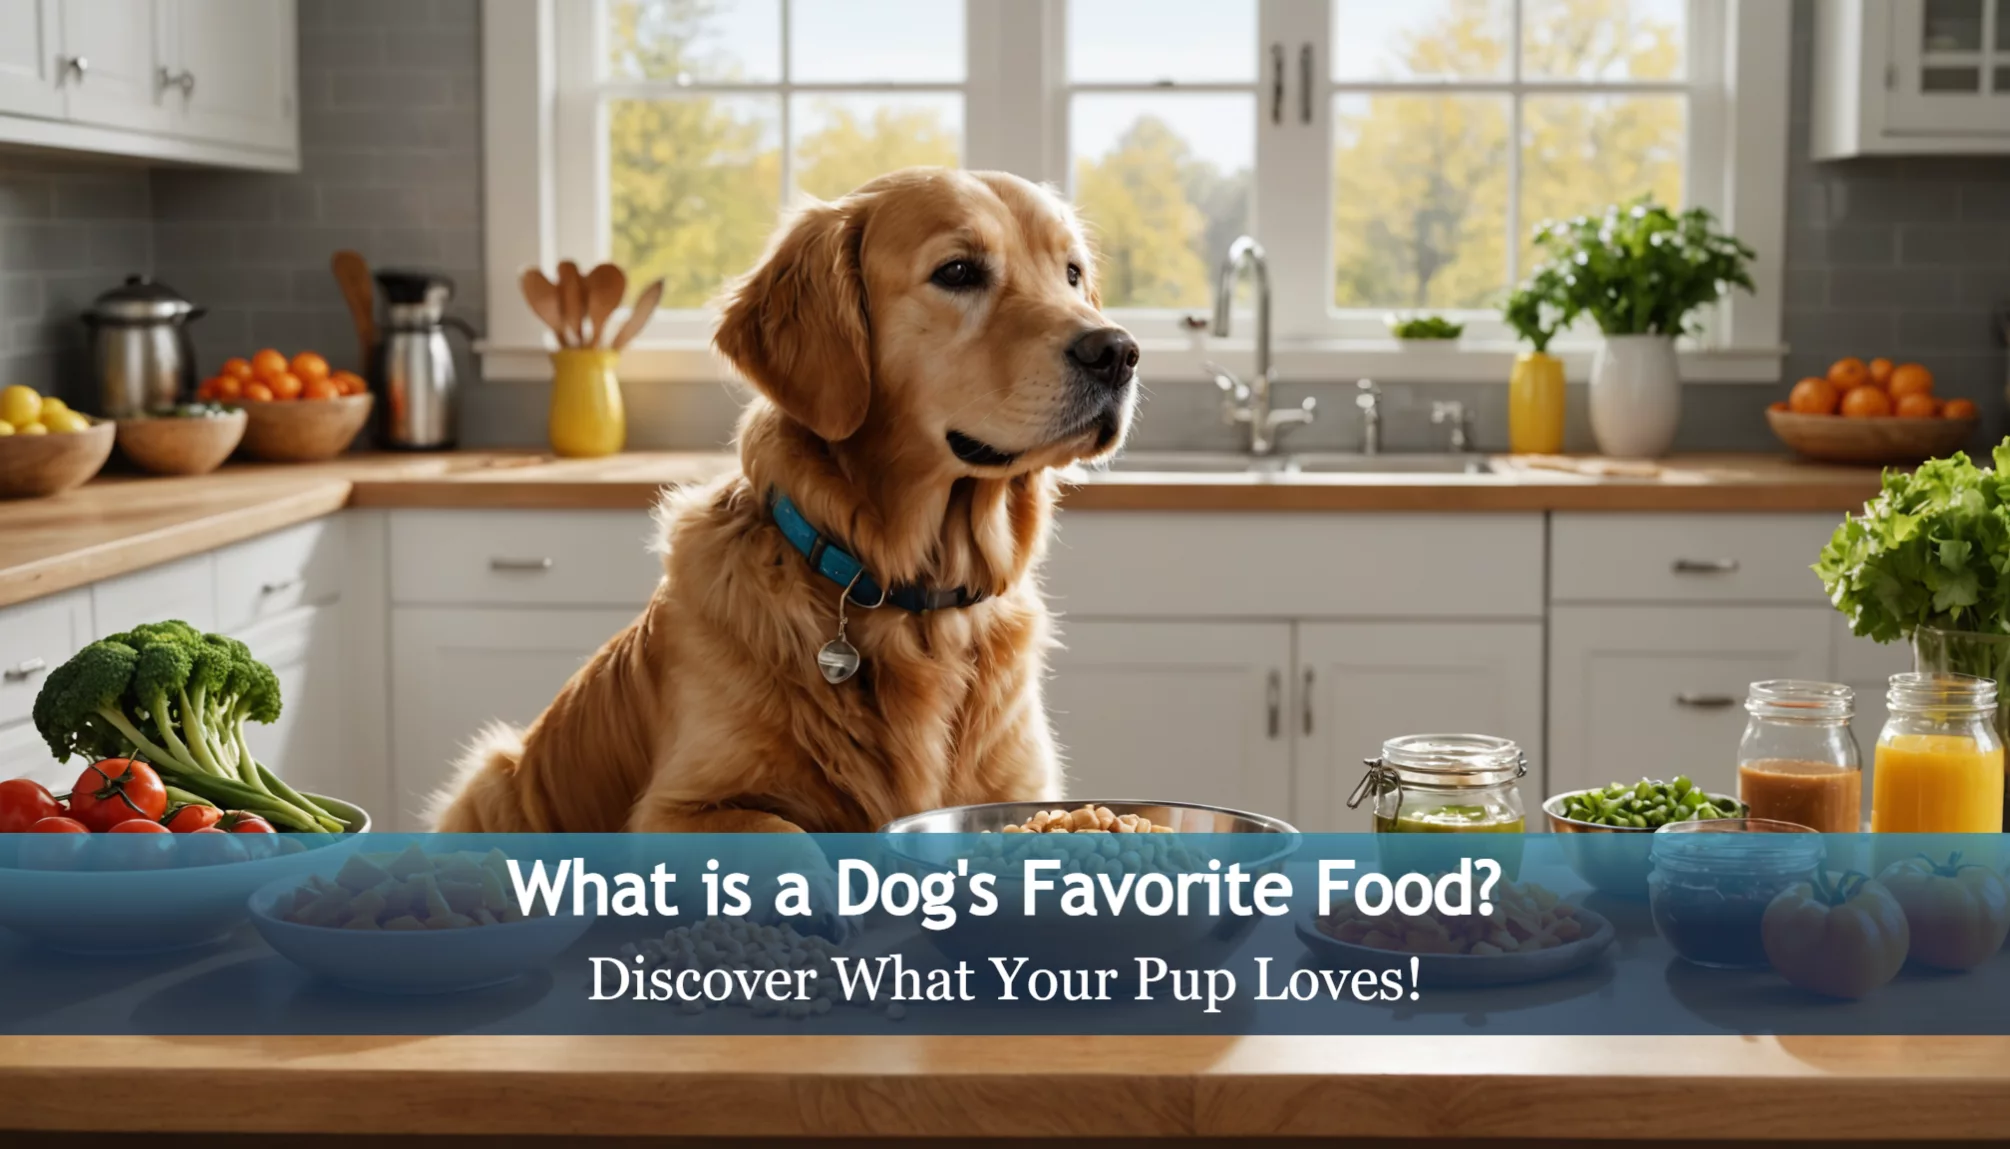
[237,394,372,462]
[1767,407,1980,466]
[116,409,247,476]
[0,419,114,499]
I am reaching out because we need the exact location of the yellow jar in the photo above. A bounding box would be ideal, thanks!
[1507,351,1565,455]
[548,349,625,458]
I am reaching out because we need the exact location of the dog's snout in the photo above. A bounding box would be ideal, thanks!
[1067,327,1140,389]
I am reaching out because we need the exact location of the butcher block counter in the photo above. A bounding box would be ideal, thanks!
[1,1033,2008,1142]
[0,450,1884,609]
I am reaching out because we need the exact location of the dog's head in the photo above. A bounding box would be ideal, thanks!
[715,168,1137,474]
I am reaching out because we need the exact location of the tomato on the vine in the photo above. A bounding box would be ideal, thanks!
[221,812,276,834]
[27,816,87,833]
[0,779,63,833]
[108,819,171,834]
[68,759,167,832]
[163,804,222,833]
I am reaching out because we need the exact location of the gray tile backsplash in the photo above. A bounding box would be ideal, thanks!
[2,0,2004,454]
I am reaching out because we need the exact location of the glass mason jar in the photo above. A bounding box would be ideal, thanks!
[1872,672,2006,833]
[1912,625,2010,745]
[1350,734,1528,877]
[1736,680,1862,833]
[1648,818,1824,969]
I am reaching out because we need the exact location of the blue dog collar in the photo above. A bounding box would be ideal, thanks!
[769,490,986,613]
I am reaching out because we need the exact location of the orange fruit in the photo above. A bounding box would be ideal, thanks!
[1828,357,1869,390]
[1894,393,1939,419]
[331,370,366,396]
[244,382,274,403]
[269,371,303,400]
[250,349,288,380]
[1788,377,1840,415]
[302,377,339,400]
[289,351,330,384]
[1868,357,1895,389]
[1890,363,1934,398]
[1769,400,1789,413]
[1840,385,1892,418]
[214,375,244,400]
[1944,398,1979,420]
[196,377,221,401]
[221,357,254,381]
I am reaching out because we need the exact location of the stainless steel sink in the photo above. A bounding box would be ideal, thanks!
[1094,451,1493,476]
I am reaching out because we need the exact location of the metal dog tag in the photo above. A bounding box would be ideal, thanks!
[817,638,861,684]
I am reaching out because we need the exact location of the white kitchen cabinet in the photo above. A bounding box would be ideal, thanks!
[0,718,68,790]
[231,603,366,822]
[91,552,214,636]
[1046,621,1293,817]
[1295,622,1545,833]
[0,0,63,118]
[1549,605,1835,800]
[163,0,294,150]
[58,0,173,134]
[1814,0,2010,158]
[389,606,638,830]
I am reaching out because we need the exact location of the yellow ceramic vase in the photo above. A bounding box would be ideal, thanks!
[1508,350,1566,455]
[548,349,625,458]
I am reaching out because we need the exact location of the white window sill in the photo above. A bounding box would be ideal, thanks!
[478,339,1787,386]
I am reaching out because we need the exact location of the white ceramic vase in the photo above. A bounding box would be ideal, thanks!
[1589,333,1680,457]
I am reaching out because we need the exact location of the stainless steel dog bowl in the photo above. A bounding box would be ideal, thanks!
[880,798,1297,838]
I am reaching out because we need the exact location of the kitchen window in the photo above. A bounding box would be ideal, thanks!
[483,0,1788,384]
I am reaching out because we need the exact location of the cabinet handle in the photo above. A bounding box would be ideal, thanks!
[1672,558,1739,574]
[62,56,88,83]
[1301,666,1314,735]
[157,67,195,98]
[490,557,555,572]
[1674,692,1738,709]
[1265,670,1281,739]
[1298,42,1313,124]
[258,575,302,595]
[3,657,46,683]
[1269,42,1284,124]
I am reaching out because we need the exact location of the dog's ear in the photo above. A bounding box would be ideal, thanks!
[714,199,872,442]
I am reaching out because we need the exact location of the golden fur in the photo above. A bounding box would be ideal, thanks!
[429,168,1136,833]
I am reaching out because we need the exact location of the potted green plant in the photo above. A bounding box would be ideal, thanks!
[1385,314,1465,345]
[1500,265,1570,455]
[1527,198,1754,457]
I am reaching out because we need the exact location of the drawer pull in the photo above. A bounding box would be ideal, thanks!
[3,657,46,682]
[259,575,302,595]
[1674,692,1738,710]
[490,557,555,572]
[1672,558,1740,574]
[1265,670,1282,740]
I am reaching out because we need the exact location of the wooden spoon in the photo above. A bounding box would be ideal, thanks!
[609,278,664,351]
[584,263,627,347]
[556,260,584,348]
[329,250,375,368]
[519,268,566,346]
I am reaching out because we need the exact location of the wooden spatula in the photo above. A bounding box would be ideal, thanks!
[556,260,584,348]
[329,250,375,368]
[584,263,628,347]
[610,278,664,351]
[519,268,566,346]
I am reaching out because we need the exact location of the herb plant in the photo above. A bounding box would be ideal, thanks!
[1527,197,1755,337]
[1387,314,1464,341]
[1501,264,1572,353]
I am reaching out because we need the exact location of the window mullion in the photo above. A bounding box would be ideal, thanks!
[1506,0,1523,289]
[779,0,794,202]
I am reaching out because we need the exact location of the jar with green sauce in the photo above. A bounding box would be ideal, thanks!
[1349,734,1528,878]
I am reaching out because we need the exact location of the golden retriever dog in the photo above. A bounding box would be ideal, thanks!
[429,168,1138,834]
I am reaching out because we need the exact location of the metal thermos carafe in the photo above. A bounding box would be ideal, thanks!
[81,276,206,417]
[373,269,476,450]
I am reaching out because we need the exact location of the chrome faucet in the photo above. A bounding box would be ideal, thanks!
[1431,399,1470,453]
[1355,379,1383,455]
[1204,236,1314,456]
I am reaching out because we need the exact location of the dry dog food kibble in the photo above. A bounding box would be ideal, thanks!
[282,845,539,930]
[618,918,904,1020]
[993,804,1173,834]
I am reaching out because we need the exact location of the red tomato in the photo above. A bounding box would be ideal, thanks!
[163,804,222,833]
[28,816,87,833]
[0,778,63,833]
[68,759,167,832]
[189,826,227,834]
[223,812,276,834]
[109,819,171,833]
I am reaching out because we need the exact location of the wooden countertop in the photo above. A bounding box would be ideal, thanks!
[0,450,1885,609]
[2,1033,2006,1139]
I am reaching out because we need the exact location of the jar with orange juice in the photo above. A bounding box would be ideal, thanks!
[1871,672,2005,833]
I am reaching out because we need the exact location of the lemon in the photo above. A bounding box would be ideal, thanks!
[0,385,41,428]
[38,396,68,415]
[43,409,89,434]
[0,420,13,436]
[17,422,47,435]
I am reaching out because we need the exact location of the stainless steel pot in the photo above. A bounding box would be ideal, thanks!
[81,276,205,418]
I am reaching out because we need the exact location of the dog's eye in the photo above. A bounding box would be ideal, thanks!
[930,259,984,290]
[1067,263,1083,289]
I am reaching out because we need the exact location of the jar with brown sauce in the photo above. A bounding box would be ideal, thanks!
[1736,680,1862,833]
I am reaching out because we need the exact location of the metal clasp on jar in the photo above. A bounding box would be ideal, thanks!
[1345,751,1528,810]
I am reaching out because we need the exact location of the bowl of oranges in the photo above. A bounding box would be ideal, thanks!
[0,385,115,499]
[1767,357,1979,466]
[200,350,374,463]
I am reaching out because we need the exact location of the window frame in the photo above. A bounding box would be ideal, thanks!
[481,0,1788,385]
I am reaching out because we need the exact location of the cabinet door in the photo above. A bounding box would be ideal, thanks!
[1296,622,1545,832]
[164,0,293,150]
[1045,621,1293,818]
[1549,606,1834,800]
[0,0,62,117]
[1885,0,2010,135]
[231,603,371,824]
[0,719,70,790]
[390,607,638,830]
[59,0,173,133]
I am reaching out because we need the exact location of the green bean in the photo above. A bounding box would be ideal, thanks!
[1559,777,1745,827]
